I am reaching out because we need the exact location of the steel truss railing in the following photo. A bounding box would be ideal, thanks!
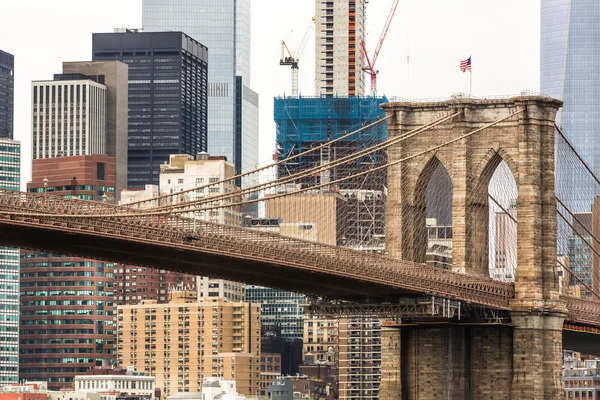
[0,190,514,309]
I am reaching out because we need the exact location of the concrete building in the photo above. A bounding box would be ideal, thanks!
[425,218,452,270]
[20,155,117,390]
[563,359,600,399]
[159,153,241,226]
[120,185,159,206]
[0,50,14,139]
[159,153,244,302]
[32,75,106,159]
[303,317,338,365]
[0,138,19,384]
[337,319,381,400]
[116,290,261,397]
[142,0,259,181]
[568,212,593,297]
[490,202,517,282]
[74,366,156,400]
[314,0,366,96]
[62,61,129,200]
[92,31,208,188]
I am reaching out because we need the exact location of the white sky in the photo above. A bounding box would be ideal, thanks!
[0,0,541,188]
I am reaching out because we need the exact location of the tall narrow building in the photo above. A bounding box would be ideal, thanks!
[21,155,117,390]
[142,0,259,181]
[92,31,208,188]
[314,0,366,96]
[0,138,19,383]
[541,0,600,209]
[0,50,14,139]
[62,61,129,200]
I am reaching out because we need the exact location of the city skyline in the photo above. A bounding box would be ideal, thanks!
[1,0,539,189]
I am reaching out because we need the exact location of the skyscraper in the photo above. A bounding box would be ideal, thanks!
[93,31,208,188]
[32,76,107,159]
[142,0,259,180]
[0,138,19,383]
[314,0,366,96]
[541,1,600,209]
[20,155,117,390]
[0,50,14,139]
[62,61,129,200]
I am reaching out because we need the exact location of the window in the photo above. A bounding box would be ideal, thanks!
[178,179,184,184]
[97,163,105,180]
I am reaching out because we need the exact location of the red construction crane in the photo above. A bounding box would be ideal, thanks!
[362,0,400,96]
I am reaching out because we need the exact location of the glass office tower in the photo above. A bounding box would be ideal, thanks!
[541,0,600,210]
[0,138,19,383]
[0,50,14,139]
[93,31,208,188]
[143,0,259,181]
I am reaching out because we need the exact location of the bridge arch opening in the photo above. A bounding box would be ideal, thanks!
[415,155,453,269]
[469,151,518,281]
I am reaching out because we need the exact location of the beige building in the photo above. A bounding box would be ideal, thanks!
[264,192,345,246]
[116,290,261,397]
[160,153,245,302]
[120,185,159,207]
[314,0,366,96]
[303,316,338,364]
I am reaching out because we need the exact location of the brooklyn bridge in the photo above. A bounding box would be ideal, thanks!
[2,95,600,399]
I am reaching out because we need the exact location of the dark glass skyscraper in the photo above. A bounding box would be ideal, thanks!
[92,31,208,188]
[0,50,14,139]
[541,0,600,210]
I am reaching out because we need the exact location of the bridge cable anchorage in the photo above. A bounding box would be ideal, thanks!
[125,115,393,209]
[141,111,462,214]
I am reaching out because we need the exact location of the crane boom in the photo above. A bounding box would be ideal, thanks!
[362,0,400,96]
[279,18,315,97]
[372,0,400,67]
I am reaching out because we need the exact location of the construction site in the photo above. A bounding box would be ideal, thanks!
[274,0,399,253]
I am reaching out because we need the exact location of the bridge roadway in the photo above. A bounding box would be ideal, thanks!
[0,191,598,330]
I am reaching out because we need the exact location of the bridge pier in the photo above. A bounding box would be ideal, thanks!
[380,325,514,400]
[511,313,565,400]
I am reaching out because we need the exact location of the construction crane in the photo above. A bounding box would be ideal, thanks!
[280,18,314,97]
[361,0,400,96]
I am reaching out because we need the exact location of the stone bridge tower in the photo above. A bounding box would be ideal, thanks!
[380,96,567,399]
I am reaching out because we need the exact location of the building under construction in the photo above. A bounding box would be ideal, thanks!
[274,95,387,250]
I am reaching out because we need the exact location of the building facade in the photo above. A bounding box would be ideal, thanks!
[159,153,244,301]
[541,0,600,209]
[32,76,107,160]
[490,203,517,282]
[116,291,260,397]
[0,50,14,139]
[314,0,366,96]
[92,31,208,188]
[142,0,259,180]
[337,319,381,400]
[0,138,19,383]
[62,61,129,200]
[74,367,156,400]
[20,155,117,390]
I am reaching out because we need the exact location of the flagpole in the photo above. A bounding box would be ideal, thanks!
[469,54,472,96]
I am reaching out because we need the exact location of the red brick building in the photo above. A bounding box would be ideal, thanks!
[27,154,116,201]
[20,155,117,390]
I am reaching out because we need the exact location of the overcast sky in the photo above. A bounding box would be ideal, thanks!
[0,0,540,187]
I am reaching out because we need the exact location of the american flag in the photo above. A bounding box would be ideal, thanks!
[460,56,471,72]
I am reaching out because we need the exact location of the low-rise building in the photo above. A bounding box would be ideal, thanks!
[74,366,155,400]
[563,359,600,399]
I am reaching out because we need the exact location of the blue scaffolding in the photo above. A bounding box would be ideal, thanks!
[274,95,388,161]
